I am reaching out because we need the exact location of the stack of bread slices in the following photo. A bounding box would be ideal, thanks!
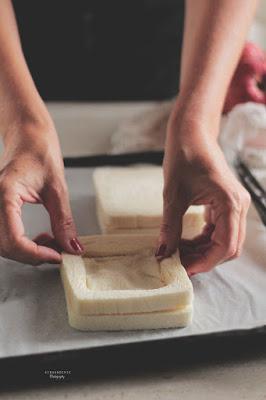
[61,166,203,331]
[61,234,193,331]
[93,166,205,238]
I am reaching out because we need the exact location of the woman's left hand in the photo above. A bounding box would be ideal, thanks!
[156,112,251,276]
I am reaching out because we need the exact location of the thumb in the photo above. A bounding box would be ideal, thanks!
[43,183,84,255]
[156,190,188,259]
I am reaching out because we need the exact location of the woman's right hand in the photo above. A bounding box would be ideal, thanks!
[0,120,83,265]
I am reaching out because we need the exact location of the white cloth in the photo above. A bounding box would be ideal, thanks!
[109,100,173,154]
[220,103,266,167]
[110,102,266,168]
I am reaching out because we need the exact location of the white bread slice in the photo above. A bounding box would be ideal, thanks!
[93,166,205,238]
[66,302,193,331]
[60,234,193,316]
[96,200,203,240]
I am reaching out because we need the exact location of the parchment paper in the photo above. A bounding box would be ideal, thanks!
[0,168,265,359]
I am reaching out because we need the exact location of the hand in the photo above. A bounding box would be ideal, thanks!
[0,122,83,265]
[156,115,251,276]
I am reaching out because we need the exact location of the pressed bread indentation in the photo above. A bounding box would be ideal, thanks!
[84,250,165,291]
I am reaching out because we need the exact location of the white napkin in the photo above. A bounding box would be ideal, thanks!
[110,102,266,169]
[220,103,266,167]
[109,100,174,154]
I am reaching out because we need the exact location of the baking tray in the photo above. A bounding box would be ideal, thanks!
[1,328,266,388]
[63,150,164,167]
[0,162,265,377]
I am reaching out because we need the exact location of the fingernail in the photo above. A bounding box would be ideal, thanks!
[155,243,167,257]
[70,238,84,253]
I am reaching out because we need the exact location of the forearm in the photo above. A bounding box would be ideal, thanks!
[161,0,254,271]
[0,0,52,142]
[174,0,258,133]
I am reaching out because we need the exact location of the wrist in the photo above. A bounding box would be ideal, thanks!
[168,97,221,145]
[166,103,224,166]
[171,92,222,136]
[1,94,55,141]
[2,115,63,169]
[3,111,56,148]
[2,122,64,180]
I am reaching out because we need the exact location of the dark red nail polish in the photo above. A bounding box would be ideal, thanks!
[155,243,167,257]
[70,238,84,253]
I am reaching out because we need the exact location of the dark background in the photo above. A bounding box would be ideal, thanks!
[12,0,184,101]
